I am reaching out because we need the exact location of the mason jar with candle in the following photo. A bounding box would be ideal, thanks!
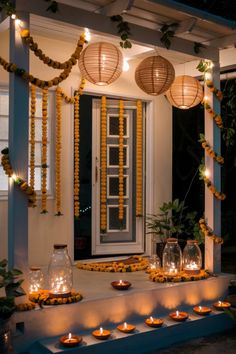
[28,267,44,293]
[48,244,73,297]
[183,240,202,275]
[162,238,182,275]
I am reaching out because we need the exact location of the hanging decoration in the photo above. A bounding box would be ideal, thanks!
[135,55,175,96]
[41,88,48,214]
[1,148,36,207]
[199,218,223,244]
[74,93,80,219]
[30,85,36,190]
[136,100,143,216]
[0,33,86,89]
[100,96,107,232]
[78,42,123,86]
[55,87,63,216]
[165,75,203,109]
[118,100,125,223]
[199,134,224,165]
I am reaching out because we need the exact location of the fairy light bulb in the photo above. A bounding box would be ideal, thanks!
[123,58,130,72]
[204,168,210,178]
[84,28,91,42]
[11,13,16,19]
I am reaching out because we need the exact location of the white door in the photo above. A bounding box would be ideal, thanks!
[92,98,145,255]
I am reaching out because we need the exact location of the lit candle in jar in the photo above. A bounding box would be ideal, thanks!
[117,322,136,333]
[169,310,188,322]
[184,262,200,275]
[60,333,82,347]
[193,305,212,316]
[213,300,231,311]
[92,327,111,340]
[145,316,164,328]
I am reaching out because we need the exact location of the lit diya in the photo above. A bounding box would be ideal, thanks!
[92,327,111,340]
[193,305,212,316]
[111,280,131,290]
[145,316,164,328]
[117,322,136,333]
[60,332,82,347]
[169,310,189,322]
[213,300,231,311]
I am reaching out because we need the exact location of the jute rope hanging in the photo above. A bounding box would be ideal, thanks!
[165,75,203,109]
[78,42,123,86]
[135,55,175,95]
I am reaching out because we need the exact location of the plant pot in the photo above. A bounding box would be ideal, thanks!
[0,319,11,354]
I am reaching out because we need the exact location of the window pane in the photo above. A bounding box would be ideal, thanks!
[0,93,9,115]
[35,97,42,117]
[0,117,8,139]
[108,206,127,230]
[32,167,51,192]
[108,176,127,197]
[109,146,127,166]
[109,115,127,136]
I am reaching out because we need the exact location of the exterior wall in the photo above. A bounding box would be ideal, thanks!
[0,30,172,266]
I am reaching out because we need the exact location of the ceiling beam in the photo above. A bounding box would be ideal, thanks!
[207,32,236,49]
[99,0,134,16]
[15,0,219,61]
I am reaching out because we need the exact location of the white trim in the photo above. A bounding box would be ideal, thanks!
[107,113,129,138]
[107,174,129,199]
[107,144,129,168]
[107,205,129,233]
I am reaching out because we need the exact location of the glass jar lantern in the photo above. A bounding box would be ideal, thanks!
[29,267,44,293]
[148,254,161,271]
[48,244,73,297]
[162,238,182,275]
[183,240,202,275]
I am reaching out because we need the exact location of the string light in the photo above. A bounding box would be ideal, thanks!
[204,168,210,178]
[84,28,91,42]
[11,14,16,20]
[123,58,129,72]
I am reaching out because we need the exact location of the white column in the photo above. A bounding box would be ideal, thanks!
[204,58,221,273]
[8,12,29,273]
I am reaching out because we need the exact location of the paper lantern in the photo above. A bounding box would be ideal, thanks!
[166,75,203,109]
[78,42,123,86]
[135,55,175,95]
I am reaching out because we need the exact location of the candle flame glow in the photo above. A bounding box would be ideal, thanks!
[199,306,202,311]
[218,301,222,305]
[176,310,179,317]
[68,333,72,341]
[99,327,103,334]
[150,316,154,322]
[124,322,127,329]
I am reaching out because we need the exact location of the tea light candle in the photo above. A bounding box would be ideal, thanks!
[111,280,131,290]
[193,305,212,316]
[60,332,82,347]
[117,322,136,333]
[213,300,231,311]
[169,310,188,322]
[92,327,111,340]
[184,262,200,275]
[145,316,164,328]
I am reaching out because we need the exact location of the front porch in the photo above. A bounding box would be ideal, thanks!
[12,268,235,353]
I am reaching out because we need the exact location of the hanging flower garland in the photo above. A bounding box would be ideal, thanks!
[199,218,223,244]
[136,99,143,217]
[202,101,223,129]
[199,134,224,165]
[100,96,107,232]
[74,92,80,219]
[41,88,48,214]
[118,99,125,223]
[55,87,63,216]
[30,85,36,190]
[205,79,223,101]
[1,148,36,207]
[199,164,226,201]
[0,34,86,89]
[20,30,85,70]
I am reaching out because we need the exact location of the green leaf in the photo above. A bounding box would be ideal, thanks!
[0,259,8,268]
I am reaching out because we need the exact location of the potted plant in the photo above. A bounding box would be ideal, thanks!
[0,259,25,354]
[146,199,203,262]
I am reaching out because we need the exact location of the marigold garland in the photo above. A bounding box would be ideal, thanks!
[148,268,210,283]
[41,88,48,214]
[205,79,223,101]
[136,99,143,217]
[74,93,80,219]
[1,148,36,207]
[0,34,86,89]
[199,218,223,244]
[100,96,107,232]
[21,30,85,71]
[29,85,36,190]
[29,289,83,307]
[203,175,226,201]
[199,134,224,165]
[55,87,63,216]
[202,101,223,129]
[77,255,149,272]
[16,302,36,312]
[118,99,125,222]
